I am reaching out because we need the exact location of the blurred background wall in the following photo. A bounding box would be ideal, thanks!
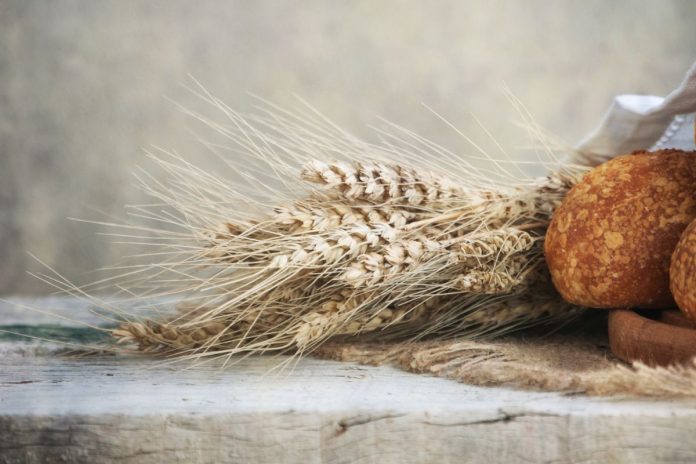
[1,0,695,294]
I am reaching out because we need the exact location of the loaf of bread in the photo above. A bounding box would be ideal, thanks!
[671,218,696,319]
[545,149,696,308]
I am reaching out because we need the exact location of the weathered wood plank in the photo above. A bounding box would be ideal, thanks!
[2,297,696,463]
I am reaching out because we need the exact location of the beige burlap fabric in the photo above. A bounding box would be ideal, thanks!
[313,315,696,396]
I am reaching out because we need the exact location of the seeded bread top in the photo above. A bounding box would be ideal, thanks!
[671,218,696,318]
[545,149,696,309]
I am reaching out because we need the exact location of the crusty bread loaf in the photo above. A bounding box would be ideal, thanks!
[545,149,696,308]
[671,218,696,319]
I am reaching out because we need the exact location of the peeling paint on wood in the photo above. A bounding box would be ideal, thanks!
[2,297,696,463]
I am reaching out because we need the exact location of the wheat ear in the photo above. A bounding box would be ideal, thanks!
[63,91,591,363]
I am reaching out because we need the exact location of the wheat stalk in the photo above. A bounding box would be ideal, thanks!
[110,164,583,360]
[300,159,474,206]
[48,90,589,364]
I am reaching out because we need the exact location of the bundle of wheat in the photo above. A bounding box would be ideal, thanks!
[39,87,588,364]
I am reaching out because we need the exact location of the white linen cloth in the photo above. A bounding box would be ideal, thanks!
[576,61,696,160]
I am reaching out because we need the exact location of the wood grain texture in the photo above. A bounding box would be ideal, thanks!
[3,297,696,463]
[609,309,696,366]
[660,309,696,329]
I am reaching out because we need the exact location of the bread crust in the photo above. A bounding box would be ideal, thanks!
[671,219,696,319]
[545,149,696,308]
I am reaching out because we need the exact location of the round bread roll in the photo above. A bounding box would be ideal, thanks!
[671,218,696,319]
[545,149,696,309]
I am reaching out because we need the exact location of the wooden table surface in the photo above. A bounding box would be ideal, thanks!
[2,297,696,464]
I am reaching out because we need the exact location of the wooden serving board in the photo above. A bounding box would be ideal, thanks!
[609,309,696,366]
[660,309,696,329]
